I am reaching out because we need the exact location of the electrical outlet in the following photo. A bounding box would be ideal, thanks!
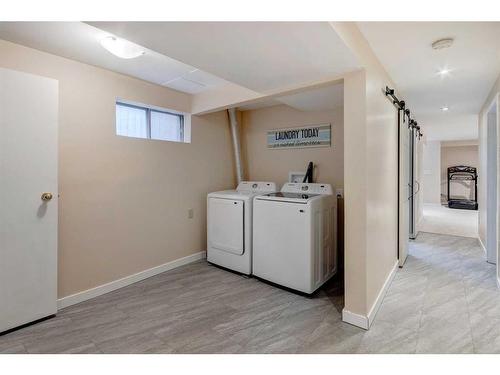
[188,208,194,219]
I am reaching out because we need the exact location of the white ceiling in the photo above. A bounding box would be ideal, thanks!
[238,98,282,111]
[277,83,343,112]
[358,22,500,141]
[89,22,360,94]
[0,22,228,94]
[419,114,479,141]
[0,22,359,113]
[238,83,344,112]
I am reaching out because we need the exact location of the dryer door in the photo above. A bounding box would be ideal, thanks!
[208,198,244,255]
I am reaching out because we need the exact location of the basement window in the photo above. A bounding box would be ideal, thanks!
[115,100,189,143]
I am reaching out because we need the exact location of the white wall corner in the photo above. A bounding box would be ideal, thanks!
[57,251,206,310]
[342,309,369,330]
[342,261,398,330]
[367,259,399,328]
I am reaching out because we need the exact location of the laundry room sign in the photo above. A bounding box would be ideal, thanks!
[267,124,331,149]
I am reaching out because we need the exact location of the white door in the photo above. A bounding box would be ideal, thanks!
[0,68,58,333]
[399,110,410,266]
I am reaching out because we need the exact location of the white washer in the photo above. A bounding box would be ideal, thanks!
[253,183,337,294]
[207,181,277,275]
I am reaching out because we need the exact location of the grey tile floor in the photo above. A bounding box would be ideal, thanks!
[1,232,499,354]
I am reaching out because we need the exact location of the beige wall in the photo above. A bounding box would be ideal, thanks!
[441,145,478,200]
[331,22,398,324]
[240,104,344,189]
[342,70,368,315]
[240,104,345,269]
[0,39,235,298]
[364,61,398,319]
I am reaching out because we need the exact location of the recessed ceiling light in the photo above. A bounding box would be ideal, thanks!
[432,38,454,50]
[437,67,451,76]
[441,106,449,112]
[100,36,145,59]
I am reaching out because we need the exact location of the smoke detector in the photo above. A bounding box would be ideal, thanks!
[432,38,454,50]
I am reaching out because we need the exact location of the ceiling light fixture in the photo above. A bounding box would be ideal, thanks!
[432,37,454,50]
[441,106,449,112]
[100,36,145,59]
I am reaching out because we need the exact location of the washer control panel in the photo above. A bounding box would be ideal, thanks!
[281,183,333,195]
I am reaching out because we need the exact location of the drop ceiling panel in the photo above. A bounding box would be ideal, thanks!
[89,22,360,93]
[164,77,206,94]
[185,69,225,87]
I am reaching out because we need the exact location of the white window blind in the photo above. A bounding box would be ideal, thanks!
[116,101,185,142]
[116,103,148,139]
[150,110,183,141]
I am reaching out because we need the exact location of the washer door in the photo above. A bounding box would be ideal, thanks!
[208,198,244,255]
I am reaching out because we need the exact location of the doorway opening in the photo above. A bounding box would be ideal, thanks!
[419,140,479,238]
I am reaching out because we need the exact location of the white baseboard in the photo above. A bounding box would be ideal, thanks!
[342,309,369,330]
[342,259,398,330]
[57,251,206,309]
[367,260,398,327]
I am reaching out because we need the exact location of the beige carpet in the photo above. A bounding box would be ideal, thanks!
[419,203,478,238]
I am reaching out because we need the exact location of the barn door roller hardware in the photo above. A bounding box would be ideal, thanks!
[384,86,423,139]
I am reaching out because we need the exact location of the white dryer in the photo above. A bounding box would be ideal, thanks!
[253,183,337,294]
[207,181,277,275]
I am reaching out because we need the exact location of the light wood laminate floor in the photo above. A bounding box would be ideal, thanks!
[1,232,498,354]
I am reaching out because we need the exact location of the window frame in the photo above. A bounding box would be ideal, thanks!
[116,100,185,143]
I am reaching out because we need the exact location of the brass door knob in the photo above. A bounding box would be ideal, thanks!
[41,192,53,201]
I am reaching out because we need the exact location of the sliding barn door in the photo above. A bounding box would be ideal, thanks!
[0,68,58,332]
[399,110,410,266]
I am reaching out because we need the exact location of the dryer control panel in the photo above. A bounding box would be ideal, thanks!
[236,181,277,193]
[281,183,333,195]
